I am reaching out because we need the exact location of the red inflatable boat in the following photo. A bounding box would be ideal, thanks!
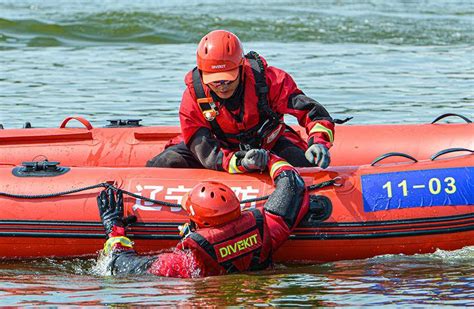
[1,114,472,167]
[0,114,473,261]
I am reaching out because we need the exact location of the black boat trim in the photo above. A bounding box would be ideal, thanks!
[2,211,474,228]
[0,220,180,227]
[1,223,474,240]
[294,219,474,234]
[290,224,474,240]
[2,220,472,235]
[299,211,474,227]
[1,215,474,240]
[0,231,180,240]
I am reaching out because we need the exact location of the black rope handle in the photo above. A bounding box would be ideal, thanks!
[119,187,182,207]
[333,117,353,124]
[431,113,472,124]
[431,148,474,161]
[0,183,109,199]
[371,152,418,166]
[0,178,338,207]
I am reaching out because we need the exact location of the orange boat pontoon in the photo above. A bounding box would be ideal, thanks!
[0,114,473,261]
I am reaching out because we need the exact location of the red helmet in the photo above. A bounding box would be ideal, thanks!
[196,30,244,84]
[182,181,241,228]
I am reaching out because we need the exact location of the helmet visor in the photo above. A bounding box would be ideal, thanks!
[202,68,239,85]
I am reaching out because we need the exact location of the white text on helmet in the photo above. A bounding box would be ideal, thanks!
[211,64,226,69]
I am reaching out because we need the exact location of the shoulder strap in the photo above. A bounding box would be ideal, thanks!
[191,67,229,143]
[188,232,239,273]
[192,67,206,98]
[247,208,272,270]
[245,51,280,121]
[249,208,264,237]
[237,52,282,149]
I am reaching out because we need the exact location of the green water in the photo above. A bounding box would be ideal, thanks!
[0,0,473,306]
[1,247,473,306]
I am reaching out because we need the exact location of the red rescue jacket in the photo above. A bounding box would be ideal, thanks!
[106,160,310,278]
[178,53,335,172]
[177,208,272,276]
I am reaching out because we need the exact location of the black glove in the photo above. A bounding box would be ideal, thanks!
[305,144,331,169]
[97,188,136,238]
[240,149,269,172]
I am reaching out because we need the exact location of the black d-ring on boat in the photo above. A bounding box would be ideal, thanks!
[431,113,472,124]
[371,152,418,166]
[431,148,474,161]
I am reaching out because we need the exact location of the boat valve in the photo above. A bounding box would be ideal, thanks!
[302,195,333,224]
[12,160,70,177]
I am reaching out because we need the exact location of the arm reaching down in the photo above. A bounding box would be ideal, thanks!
[263,154,309,251]
[96,188,202,278]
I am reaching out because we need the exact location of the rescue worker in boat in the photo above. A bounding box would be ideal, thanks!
[146,29,335,173]
[97,154,309,278]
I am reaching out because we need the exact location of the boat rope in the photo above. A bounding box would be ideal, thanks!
[0,178,337,207]
[0,183,109,199]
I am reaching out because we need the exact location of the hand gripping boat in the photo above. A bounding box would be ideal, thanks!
[0,114,473,261]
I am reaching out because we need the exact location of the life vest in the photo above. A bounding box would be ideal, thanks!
[192,51,284,150]
[180,208,272,274]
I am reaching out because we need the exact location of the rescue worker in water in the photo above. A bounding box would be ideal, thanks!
[97,154,309,278]
[147,29,335,172]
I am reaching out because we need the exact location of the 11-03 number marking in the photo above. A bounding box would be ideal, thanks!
[382,176,457,198]
[362,167,473,212]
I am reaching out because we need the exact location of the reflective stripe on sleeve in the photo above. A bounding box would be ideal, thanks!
[270,160,292,179]
[228,153,244,174]
[309,123,334,143]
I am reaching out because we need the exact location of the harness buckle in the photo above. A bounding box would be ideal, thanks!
[197,97,219,121]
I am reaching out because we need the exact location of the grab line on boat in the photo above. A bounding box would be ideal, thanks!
[0,178,338,207]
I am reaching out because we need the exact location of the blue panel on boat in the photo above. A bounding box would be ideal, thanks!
[361,167,474,212]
